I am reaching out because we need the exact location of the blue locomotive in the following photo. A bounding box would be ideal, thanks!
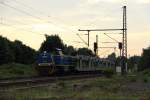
[36,48,114,75]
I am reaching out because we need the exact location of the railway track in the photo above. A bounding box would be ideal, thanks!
[0,73,102,91]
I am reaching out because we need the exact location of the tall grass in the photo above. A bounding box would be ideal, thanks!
[0,63,37,78]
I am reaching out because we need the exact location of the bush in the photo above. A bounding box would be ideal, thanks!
[143,69,150,77]
[103,68,114,78]
[143,77,149,83]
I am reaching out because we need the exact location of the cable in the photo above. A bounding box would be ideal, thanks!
[103,33,119,43]
[12,0,44,14]
[76,33,88,46]
[0,2,43,21]
[99,49,111,57]
[101,41,117,43]
[10,0,89,45]
[0,1,91,46]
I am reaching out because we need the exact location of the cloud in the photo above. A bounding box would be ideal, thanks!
[138,0,150,4]
[83,0,122,5]
[0,0,4,3]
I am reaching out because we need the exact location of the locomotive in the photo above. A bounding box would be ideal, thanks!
[36,48,114,75]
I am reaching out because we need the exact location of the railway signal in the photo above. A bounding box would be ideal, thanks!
[118,42,123,56]
[78,6,127,75]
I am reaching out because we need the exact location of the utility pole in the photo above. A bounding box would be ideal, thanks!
[121,6,127,74]
[88,30,90,46]
[78,6,127,74]
[122,6,127,58]
[96,35,98,55]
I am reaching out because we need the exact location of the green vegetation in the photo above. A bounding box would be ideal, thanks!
[0,35,95,78]
[1,76,150,100]
[0,63,37,78]
[0,36,36,65]
[0,34,150,99]
[139,47,150,71]
[39,35,65,54]
[40,34,95,56]
[102,68,115,78]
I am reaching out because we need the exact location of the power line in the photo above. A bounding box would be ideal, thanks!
[101,42,117,43]
[0,1,91,45]
[12,0,43,13]
[76,33,88,46]
[0,2,66,31]
[103,33,119,43]
[0,2,43,21]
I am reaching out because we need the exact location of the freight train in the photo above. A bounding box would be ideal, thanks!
[36,48,114,75]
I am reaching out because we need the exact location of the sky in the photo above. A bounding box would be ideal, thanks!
[0,0,150,57]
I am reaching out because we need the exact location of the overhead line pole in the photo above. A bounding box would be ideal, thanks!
[96,35,98,55]
[78,6,127,74]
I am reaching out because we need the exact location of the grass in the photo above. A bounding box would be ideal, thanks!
[0,63,37,78]
[1,75,150,100]
[0,65,150,100]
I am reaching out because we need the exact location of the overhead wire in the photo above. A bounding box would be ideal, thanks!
[0,1,88,46]
[13,0,89,46]
[103,33,119,43]
[76,33,88,46]
[11,0,44,14]
[0,2,43,21]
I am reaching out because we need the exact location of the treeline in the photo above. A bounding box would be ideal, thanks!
[0,35,94,65]
[124,47,150,71]
[138,47,150,70]
[0,34,149,71]
[0,36,36,65]
[40,35,95,56]
[108,47,150,71]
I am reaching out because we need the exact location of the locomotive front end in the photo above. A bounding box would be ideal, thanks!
[36,51,55,75]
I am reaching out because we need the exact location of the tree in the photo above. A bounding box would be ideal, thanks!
[107,52,116,62]
[13,40,36,64]
[0,36,36,65]
[0,36,14,64]
[77,48,94,56]
[127,56,141,70]
[64,45,77,56]
[139,47,150,71]
[39,35,65,53]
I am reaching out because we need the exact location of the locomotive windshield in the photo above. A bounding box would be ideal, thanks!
[37,51,52,63]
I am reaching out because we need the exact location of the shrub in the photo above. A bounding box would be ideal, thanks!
[143,69,150,77]
[103,68,114,78]
[143,77,149,83]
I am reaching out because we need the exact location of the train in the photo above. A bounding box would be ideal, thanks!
[36,48,115,75]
